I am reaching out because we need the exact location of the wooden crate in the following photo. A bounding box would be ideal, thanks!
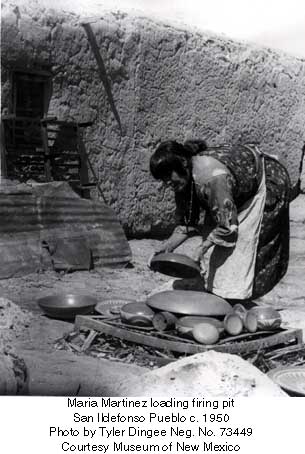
[75,315,303,356]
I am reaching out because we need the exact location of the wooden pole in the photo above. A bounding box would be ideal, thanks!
[0,120,8,184]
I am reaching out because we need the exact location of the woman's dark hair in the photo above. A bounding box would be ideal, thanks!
[150,139,207,180]
[184,139,207,155]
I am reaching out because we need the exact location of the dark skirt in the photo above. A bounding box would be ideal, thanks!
[252,156,290,298]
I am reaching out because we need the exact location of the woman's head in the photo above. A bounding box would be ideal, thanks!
[150,140,190,192]
[150,139,206,192]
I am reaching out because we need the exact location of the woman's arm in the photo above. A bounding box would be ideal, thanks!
[194,173,238,264]
[148,225,193,267]
[155,225,196,254]
[192,238,214,262]
[205,174,238,247]
[154,186,200,254]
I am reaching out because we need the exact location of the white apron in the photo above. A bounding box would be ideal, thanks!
[206,157,266,299]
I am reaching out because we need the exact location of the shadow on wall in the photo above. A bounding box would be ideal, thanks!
[81,22,123,134]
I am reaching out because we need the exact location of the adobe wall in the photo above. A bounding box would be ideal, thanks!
[2,1,305,236]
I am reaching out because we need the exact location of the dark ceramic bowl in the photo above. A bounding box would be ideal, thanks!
[37,294,98,320]
[150,253,201,278]
[120,302,155,326]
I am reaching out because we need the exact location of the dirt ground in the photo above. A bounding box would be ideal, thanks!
[0,239,167,316]
[1,195,305,395]
[1,196,304,313]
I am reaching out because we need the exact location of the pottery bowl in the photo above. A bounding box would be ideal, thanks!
[120,302,155,326]
[150,253,201,278]
[37,294,98,320]
[248,307,282,330]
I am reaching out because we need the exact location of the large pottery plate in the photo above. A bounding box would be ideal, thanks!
[267,366,305,396]
[95,298,137,316]
[150,253,201,278]
[146,290,231,316]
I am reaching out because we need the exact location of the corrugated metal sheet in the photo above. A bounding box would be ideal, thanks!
[0,183,131,278]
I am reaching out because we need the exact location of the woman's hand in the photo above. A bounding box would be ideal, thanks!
[147,226,191,269]
[193,241,212,262]
[193,239,213,276]
[147,241,171,268]
[154,241,171,255]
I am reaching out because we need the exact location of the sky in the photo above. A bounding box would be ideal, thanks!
[10,0,305,58]
[105,0,305,58]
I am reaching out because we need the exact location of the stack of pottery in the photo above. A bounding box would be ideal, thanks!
[98,294,282,346]
[104,252,282,346]
[223,305,282,336]
[145,290,232,344]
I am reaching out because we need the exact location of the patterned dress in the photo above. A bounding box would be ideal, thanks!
[174,144,290,298]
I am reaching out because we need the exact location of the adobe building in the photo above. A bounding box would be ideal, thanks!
[2,0,305,241]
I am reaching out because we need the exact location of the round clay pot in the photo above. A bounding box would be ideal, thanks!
[232,304,247,321]
[248,307,282,331]
[244,311,258,333]
[176,316,224,338]
[223,313,243,336]
[192,323,220,345]
[120,302,155,326]
[152,312,178,331]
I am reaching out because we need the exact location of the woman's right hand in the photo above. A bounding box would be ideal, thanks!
[154,241,170,255]
[147,242,169,268]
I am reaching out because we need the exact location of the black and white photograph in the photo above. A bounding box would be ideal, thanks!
[1,0,305,443]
